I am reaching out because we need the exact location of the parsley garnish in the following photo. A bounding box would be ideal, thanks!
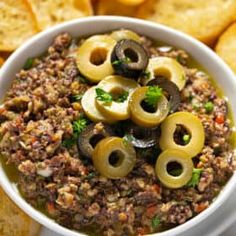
[23,58,34,70]
[204,101,214,113]
[112,57,131,66]
[123,134,134,145]
[72,93,84,102]
[62,138,76,148]
[144,86,163,107]
[96,88,128,104]
[76,75,89,84]
[62,117,88,148]
[95,88,113,104]
[151,215,161,230]
[116,91,129,103]
[186,168,203,188]
[73,117,87,137]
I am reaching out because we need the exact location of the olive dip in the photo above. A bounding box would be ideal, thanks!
[0,29,235,236]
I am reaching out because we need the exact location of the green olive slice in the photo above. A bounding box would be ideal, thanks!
[147,77,181,112]
[145,57,186,90]
[81,86,117,123]
[155,149,193,189]
[159,112,205,157]
[129,86,169,127]
[78,123,114,158]
[110,29,141,42]
[92,137,136,179]
[111,39,148,78]
[96,75,139,120]
[77,35,116,83]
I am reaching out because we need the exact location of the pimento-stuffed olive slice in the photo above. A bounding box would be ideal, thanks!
[155,149,193,189]
[92,137,136,179]
[111,39,148,78]
[129,86,169,127]
[159,112,205,158]
[78,123,114,158]
[124,122,158,148]
[147,77,181,112]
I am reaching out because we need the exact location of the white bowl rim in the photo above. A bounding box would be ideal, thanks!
[0,16,236,236]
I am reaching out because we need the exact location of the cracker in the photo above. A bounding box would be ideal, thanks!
[28,0,93,31]
[0,57,4,67]
[0,0,38,51]
[215,23,236,73]
[96,0,141,16]
[136,0,236,45]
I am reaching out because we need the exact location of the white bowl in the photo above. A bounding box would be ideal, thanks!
[0,16,235,236]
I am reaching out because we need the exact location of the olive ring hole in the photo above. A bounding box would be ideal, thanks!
[174,124,191,146]
[89,134,105,148]
[123,48,139,63]
[141,99,157,113]
[110,87,127,101]
[154,68,171,80]
[167,161,183,177]
[90,48,108,66]
[109,150,125,167]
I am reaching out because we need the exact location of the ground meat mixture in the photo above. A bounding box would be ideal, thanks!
[0,33,235,236]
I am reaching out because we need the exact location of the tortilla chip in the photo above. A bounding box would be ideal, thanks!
[215,23,236,73]
[0,0,38,51]
[0,187,41,236]
[28,0,93,31]
[136,0,236,46]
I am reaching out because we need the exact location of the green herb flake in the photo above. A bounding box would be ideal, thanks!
[95,88,113,104]
[183,134,191,145]
[73,117,87,137]
[151,215,161,230]
[116,91,129,103]
[188,94,194,102]
[112,60,122,66]
[62,138,76,148]
[144,86,163,107]
[85,172,96,180]
[23,58,34,70]
[72,94,84,102]
[204,101,214,113]
[141,70,151,80]
[76,75,89,84]
[112,57,131,66]
[123,134,134,146]
[186,168,203,188]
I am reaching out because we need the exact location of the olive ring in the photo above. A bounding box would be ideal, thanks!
[155,149,193,189]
